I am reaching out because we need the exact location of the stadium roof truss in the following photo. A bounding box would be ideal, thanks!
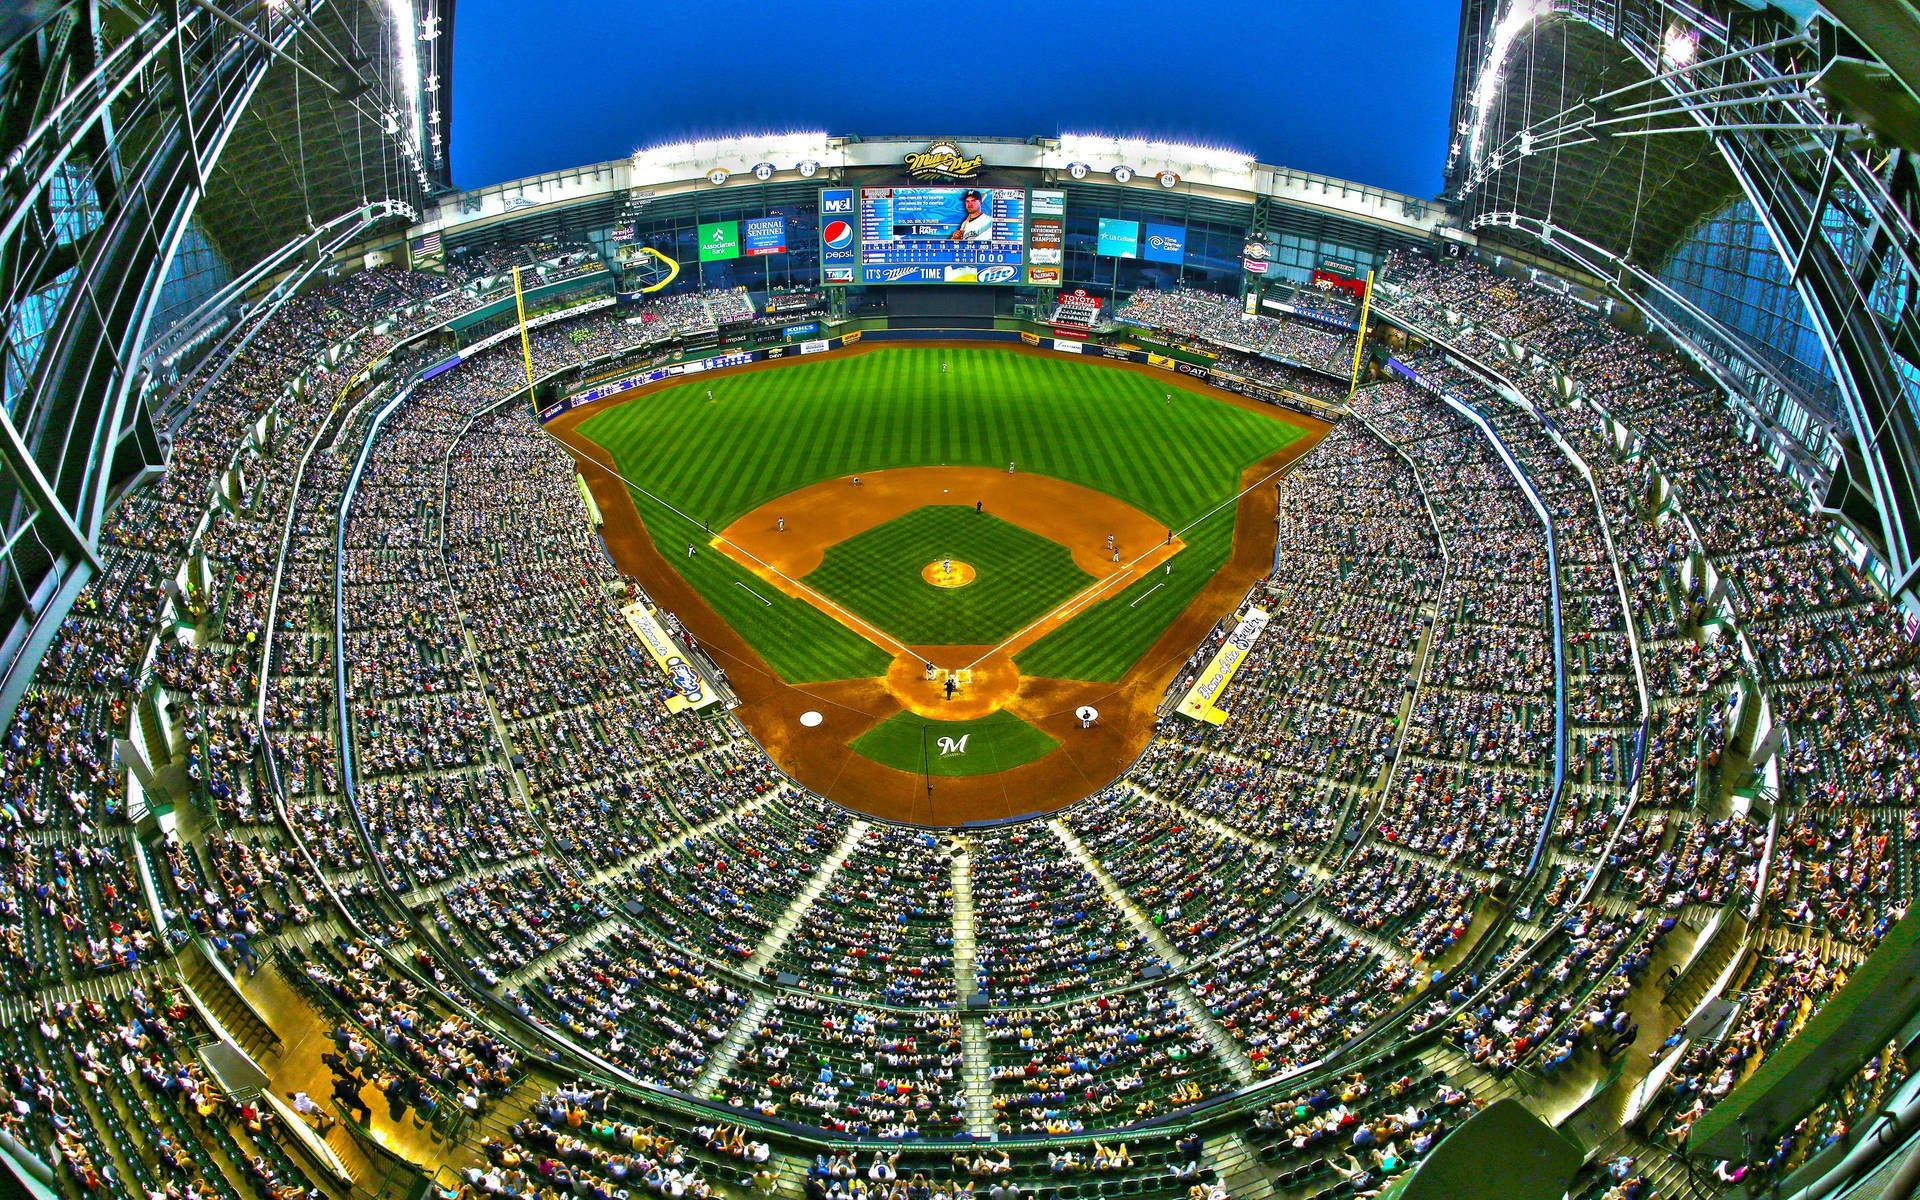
[0,0,434,721]
[1448,0,1920,605]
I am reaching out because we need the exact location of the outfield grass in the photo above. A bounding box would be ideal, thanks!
[849,709,1058,777]
[577,346,1304,681]
[803,506,1092,646]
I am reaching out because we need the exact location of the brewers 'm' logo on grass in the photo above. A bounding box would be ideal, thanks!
[936,735,968,756]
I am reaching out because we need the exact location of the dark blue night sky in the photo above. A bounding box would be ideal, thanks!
[450,0,1460,198]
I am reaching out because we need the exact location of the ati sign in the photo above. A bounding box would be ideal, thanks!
[936,735,969,757]
[904,140,984,180]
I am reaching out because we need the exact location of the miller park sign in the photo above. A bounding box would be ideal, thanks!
[905,140,984,181]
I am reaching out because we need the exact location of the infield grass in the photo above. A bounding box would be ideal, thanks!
[803,506,1093,646]
[577,346,1304,682]
[849,709,1059,777]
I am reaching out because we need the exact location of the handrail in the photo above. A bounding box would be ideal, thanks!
[1388,355,1569,878]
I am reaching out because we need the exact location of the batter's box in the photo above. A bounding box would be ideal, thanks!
[929,668,974,685]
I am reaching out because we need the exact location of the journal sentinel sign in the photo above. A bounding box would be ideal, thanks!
[743,216,787,256]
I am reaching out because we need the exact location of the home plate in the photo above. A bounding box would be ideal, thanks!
[800,711,823,728]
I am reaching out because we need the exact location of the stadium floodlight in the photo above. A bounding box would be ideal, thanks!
[630,133,830,183]
[1055,135,1254,178]
[1662,25,1698,66]
[1466,0,1544,167]
[385,0,425,158]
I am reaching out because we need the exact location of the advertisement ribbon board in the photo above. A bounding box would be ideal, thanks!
[1176,608,1270,724]
[622,603,718,713]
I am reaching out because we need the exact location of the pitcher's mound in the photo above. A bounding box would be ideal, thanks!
[921,560,976,588]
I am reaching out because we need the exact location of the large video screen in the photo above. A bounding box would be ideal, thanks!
[855,186,1027,284]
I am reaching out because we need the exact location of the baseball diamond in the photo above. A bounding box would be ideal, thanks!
[552,342,1324,823]
[801,506,1093,647]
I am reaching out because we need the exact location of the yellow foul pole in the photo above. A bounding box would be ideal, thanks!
[511,265,539,401]
[1347,268,1376,400]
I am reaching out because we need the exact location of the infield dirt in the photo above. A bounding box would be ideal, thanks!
[547,340,1331,825]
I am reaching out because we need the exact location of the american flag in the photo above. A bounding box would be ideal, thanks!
[415,231,442,255]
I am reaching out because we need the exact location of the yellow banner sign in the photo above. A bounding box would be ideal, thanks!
[622,602,718,713]
[1176,608,1270,724]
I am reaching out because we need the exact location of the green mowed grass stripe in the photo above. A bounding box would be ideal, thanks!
[628,491,893,683]
[1017,506,1241,681]
[848,708,1058,778]
[579,347,1304,683]
[802,506,1094,647]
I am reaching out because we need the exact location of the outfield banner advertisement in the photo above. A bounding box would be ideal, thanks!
[698,221,739,261]
[1020,331,1042,345]
[801,340,830,354]
[820,189,856,282]
[1147,352,1175,369]
[1097,219,1139,258]
[672,350,756,375]
[1141,223,1186,264]
[1177,607,1270,724]
[743,216,787,256]
[540,365,675,419]
[1030,190,1064,283]
[1050,340,1083,353]
[621,602,718,713]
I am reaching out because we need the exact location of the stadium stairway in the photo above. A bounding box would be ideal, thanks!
[182,937,285,1064]
[950,842,998,1136]
[1174,985,1259,1086]
[1661,907,1754,1019]
[1124,781,1273,851]
[745,820,870,970]
[960,1016,997,1138]
[1048,819,1190,971]
[694,992,772,1098]
[1050,817,1259,1083]
[951,839,977,998]
[1580,1129,1728,1200]
[1206,1130,1280,1200]
[586,784,781,889]
[498,912,633,991]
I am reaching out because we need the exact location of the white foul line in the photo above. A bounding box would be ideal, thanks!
[545,432,916,659]
[958,460,1297,672]
[554,426,1302,676]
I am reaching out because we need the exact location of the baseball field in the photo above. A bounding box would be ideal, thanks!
[551,342,1329,823]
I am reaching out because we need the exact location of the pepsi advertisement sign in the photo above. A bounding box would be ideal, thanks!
[1142,224,1186,265]
[819,190,856,281]
[743,216,786,256]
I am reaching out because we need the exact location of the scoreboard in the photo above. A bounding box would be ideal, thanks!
[820,186,1030,285]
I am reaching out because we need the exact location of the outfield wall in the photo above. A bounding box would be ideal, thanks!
[536,326,1347,426]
